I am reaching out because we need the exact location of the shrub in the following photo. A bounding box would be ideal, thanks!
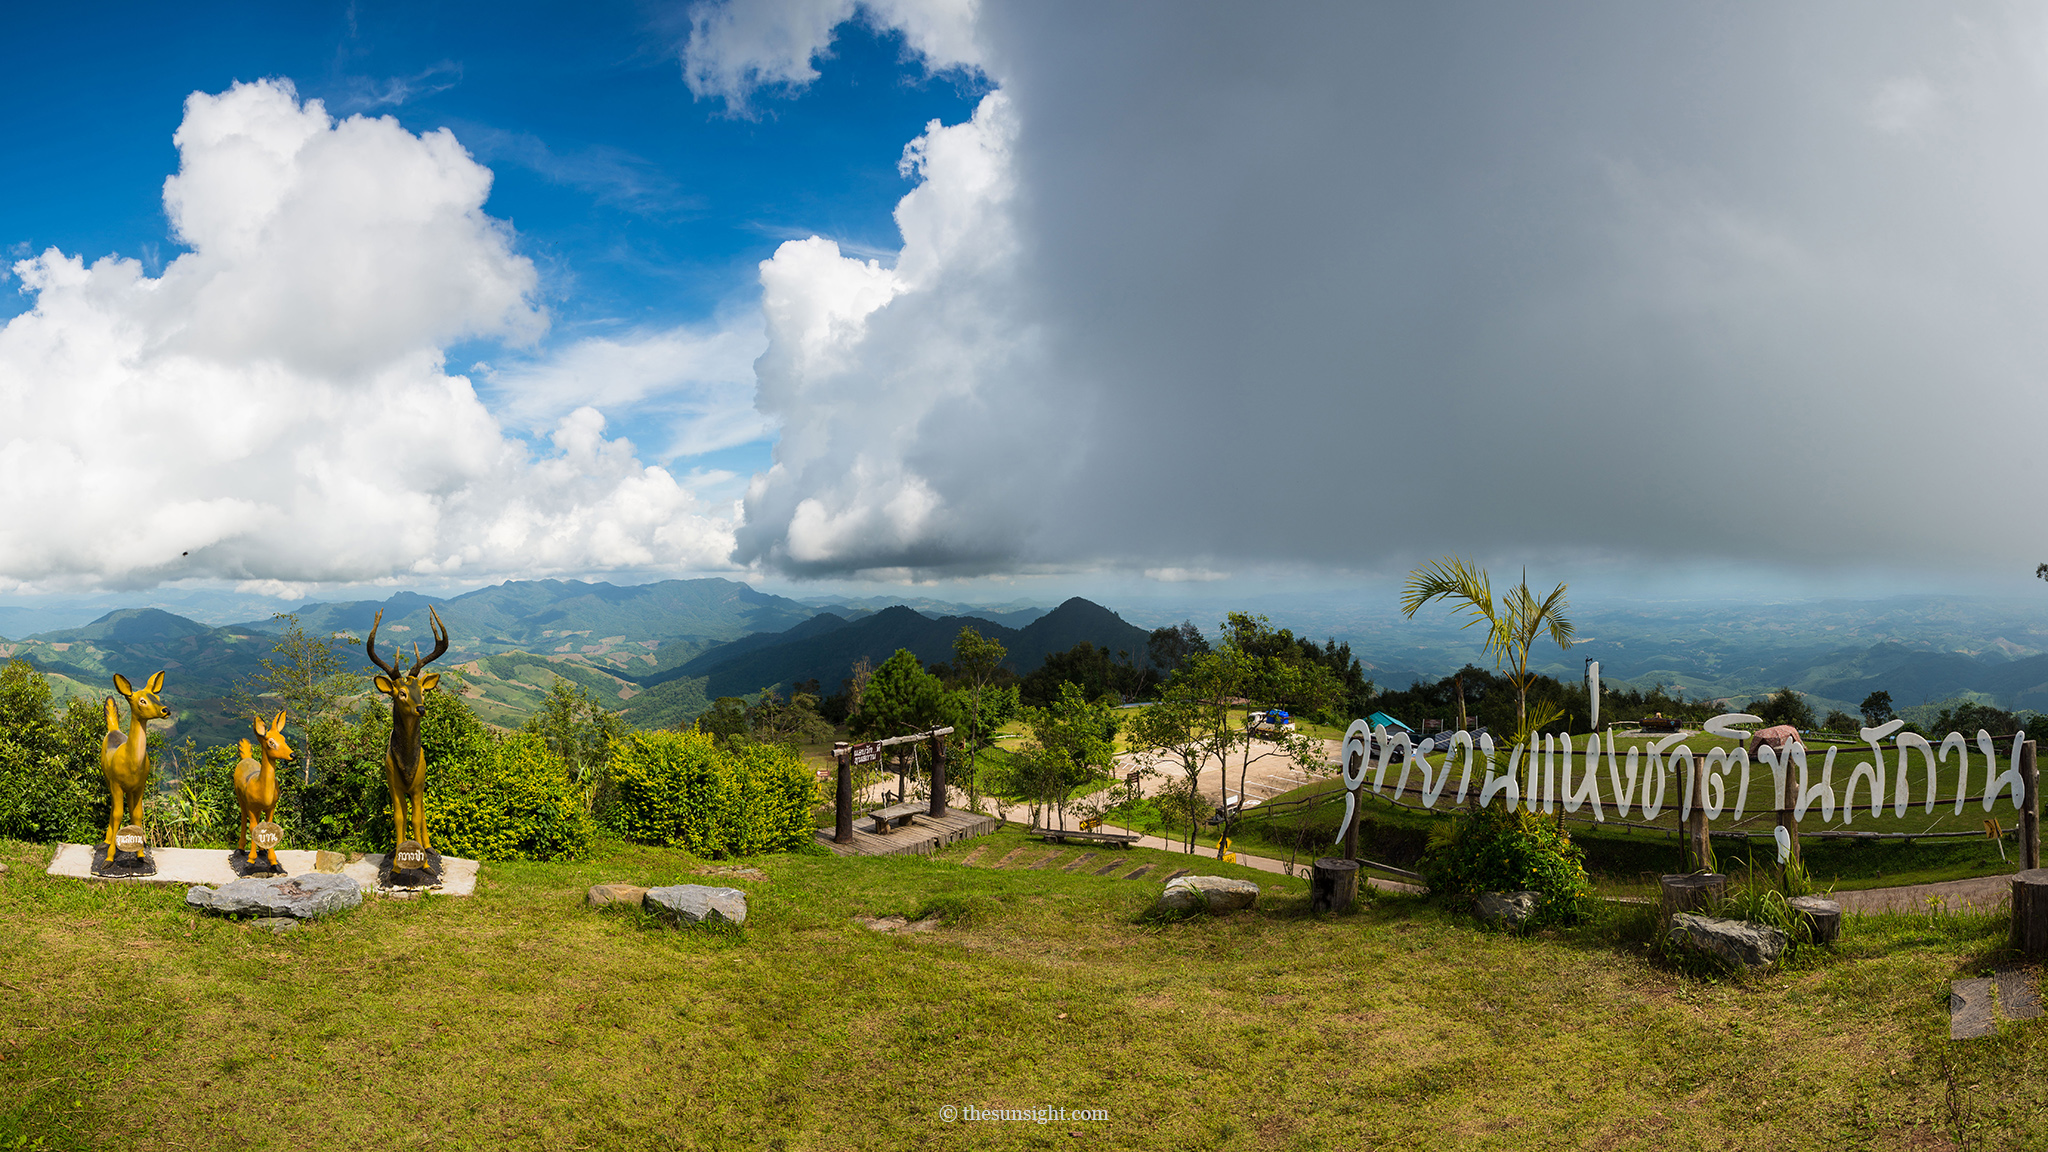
[1417,804,1592,929]
[600,729,819,858]
[0,663,112,843]
[428,732,596,862]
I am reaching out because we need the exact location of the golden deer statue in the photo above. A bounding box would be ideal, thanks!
[233,710,294,869]
[100,671,169,862]
[367,606,449,857]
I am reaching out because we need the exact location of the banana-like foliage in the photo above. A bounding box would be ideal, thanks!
[1401,556,1575,743]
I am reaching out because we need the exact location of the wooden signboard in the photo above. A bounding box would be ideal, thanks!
[851,742,881,766]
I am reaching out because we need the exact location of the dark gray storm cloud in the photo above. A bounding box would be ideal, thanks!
[726,2,2048,582]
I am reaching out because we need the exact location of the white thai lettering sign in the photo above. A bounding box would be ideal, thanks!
[1335,714,2030,845]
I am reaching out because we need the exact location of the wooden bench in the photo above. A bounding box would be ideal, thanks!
[864,802,924,834]
[1030,827,1140,848]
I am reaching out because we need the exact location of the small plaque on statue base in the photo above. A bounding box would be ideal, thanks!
[380,840,442,889]
[231,823,287,876]
[89,826,156,877]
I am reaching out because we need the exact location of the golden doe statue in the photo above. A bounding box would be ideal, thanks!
[100,671,168,865]
[232,710,294,874]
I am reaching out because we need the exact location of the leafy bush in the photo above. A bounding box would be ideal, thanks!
[428,731,595,862]
[1417,804,1592,929]
[0,661,113,843]
[600,729,819,858]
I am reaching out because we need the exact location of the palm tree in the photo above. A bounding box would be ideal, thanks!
[1400,557,1575,742]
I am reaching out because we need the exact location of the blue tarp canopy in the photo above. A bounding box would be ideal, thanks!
[1366,711,1411,732]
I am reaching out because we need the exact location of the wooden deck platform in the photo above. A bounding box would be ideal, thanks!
[814,809,1002,857]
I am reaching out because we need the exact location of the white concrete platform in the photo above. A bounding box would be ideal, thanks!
[45,844,480,896]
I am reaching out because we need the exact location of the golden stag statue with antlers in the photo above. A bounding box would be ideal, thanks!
[233,710,294,872]
[100,671,168,864]
[367,606,449,863]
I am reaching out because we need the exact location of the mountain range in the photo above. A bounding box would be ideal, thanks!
[12,578,2048,753]
[0,579,1150,750]
[649,597,1151,701]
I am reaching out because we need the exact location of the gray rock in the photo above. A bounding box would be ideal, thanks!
[1475,891,1540,927]
[1155,875,1260,915]
[187,873,363,920]
[1951,977,1998,1040]
[1669,912,1787,969]
[643,884,748,926]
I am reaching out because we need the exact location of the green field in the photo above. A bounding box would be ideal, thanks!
[2,829,2043,1151]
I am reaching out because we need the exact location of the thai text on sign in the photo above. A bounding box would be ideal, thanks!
[851,742,882,766]
[1334,714,2031,845]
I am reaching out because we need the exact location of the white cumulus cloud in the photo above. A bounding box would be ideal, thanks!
[0,79,736,590]
[683,0,985,110]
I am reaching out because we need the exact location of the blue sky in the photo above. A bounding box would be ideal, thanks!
[2,1,983,492]
[6,2,2048,613]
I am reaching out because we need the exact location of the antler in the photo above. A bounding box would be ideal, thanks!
[366,610,399,677]
[411,606,450,674]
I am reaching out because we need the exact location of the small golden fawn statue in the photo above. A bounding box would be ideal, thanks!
[367,606,449,858]
[233,711,293,870]
[100,672,168,862]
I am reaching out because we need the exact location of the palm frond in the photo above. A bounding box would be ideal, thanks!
[1400,556,1494,629]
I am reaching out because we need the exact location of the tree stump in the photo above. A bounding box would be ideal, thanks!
[1659,873,1726,923]
[1311,857,1360,915]
[1787,895,1841,946]
[2011,869,2048,957]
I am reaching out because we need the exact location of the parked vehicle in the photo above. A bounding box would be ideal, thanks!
[1248,709,1296,735]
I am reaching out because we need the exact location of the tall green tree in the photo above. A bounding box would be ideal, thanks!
[953,626,1010,813]
[1125,686,1236,852]
[851,649,953,739]
[695,697,751,744]
[1146,621,1210,678]
[524,678,628,785]
[228,613,365,786]
[1401,558,1575,743]
[1017,682,1118,828]
[1752,686,1816,730]
[745,686,835,749]
[1203,615,1341,856]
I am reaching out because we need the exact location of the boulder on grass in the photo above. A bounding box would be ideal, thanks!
[1669,912,1786,969]
[186,873,362,920]
[1155,875,1260,915]
[1474,891,1539,928]
[643,884,748,926]
[587,883,649,909]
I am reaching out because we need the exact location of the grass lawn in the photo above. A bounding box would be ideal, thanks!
[3,830,2043,1151]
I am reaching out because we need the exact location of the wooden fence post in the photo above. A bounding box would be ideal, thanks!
[1687,754,1713,873]
[834,742,853,844]
[1777,749,1800,871]
[929,730,948,818]
[2012,869,2048,956]
[2022,739,2039,871]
